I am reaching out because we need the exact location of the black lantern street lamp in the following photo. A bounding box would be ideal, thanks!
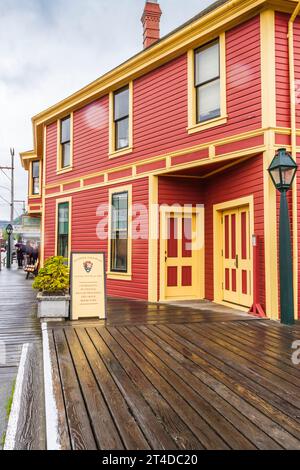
[5,224,13,270]
[268,148,298,325]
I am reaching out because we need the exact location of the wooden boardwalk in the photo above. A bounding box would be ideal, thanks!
[47,302,300,450]
[0,267,41,367]
[0,267,44,449]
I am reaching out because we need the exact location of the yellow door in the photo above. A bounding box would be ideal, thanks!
[222,206,252,307]
[162,212,201,300]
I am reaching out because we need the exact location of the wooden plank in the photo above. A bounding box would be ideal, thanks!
[189,324,300,392]
[53,329,97,450]
[13,343,45,450]
[208,322,300,372]
[75,328,150,450]
[138,326,300,450]
[47,330,71,450]
[106,326,230,450]
[87,327,177,450]
[64,328,124,450]
[166,324,300,410]
[124,326,287,450]
[147,325,300,435]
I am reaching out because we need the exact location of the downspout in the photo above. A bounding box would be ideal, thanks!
[288,1,300,320]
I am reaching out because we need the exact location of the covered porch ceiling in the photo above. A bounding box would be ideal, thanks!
[162,153,258,180]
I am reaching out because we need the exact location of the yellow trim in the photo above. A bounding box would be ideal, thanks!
[263,131,279,319]
[46,127,266,193]
[107,184,132,281]
[43,148,265,201]
[56,113,74,173]
[288,1,300,319]
[159,205,205,302]
[187,32,227,134]
[148,175,159,302]
[55,196,72,262]
[213,196,254,308]
[40,126,46,267]
[31,1,270,127]
[260,11,279,320]
[261,10,276,128]
[43,127,266,195]
[20,151,37,170]
[109,81,133,158]
[28,159,42,198]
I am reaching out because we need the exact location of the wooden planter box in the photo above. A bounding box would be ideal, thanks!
[37,292,70,321]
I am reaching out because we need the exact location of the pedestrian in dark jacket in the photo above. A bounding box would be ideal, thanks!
[26,241,34,265]
[16,244,24,269]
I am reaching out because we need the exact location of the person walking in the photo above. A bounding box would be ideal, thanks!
[16,244,24,269]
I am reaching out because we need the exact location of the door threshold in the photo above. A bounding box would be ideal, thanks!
[217,300,250,313]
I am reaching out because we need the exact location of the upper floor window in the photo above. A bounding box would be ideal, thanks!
[195,40,220,123]
[57,114,73,172]
[187,33,227,134]
[60,116,71,168]
[114,87,129,150]
[109,82,133,157]
[31,161,40,195]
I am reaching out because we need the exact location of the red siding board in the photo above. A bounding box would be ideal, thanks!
[43,178,149,301]
[45,16,262,185]
[204,155,265,309]
[215,135,264,156]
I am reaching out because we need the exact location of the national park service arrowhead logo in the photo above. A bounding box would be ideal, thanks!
[83,261,93,273]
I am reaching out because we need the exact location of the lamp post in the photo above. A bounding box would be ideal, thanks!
[5,224,13,270]
[268,148,298,325]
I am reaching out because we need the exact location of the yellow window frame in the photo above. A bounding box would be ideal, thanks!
[29,159,42,198]
[187,32,227,134]
[109,82,133,159]
[57,113,74,174]
[107,184,132,281]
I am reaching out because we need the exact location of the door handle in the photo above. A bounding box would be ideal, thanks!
[165,252,168,263]
[235,255,239,269]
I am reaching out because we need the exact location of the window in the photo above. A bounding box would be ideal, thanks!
[58,115,72,170]
[57,202,70,259]
[110,192,129,273]
[187,34,226,133]
[114,87,129,150]
[32,161,40,195]
[195,40,220,123]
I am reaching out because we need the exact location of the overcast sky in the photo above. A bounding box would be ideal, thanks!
[0,0,215,220]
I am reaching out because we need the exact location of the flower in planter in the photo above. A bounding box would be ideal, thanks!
[33,256,70,296]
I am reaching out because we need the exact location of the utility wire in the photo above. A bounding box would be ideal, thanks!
[0,168,11,181]
[0,194,10,205]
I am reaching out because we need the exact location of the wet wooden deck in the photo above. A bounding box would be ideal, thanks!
[47,301,300,450]
[0,267,41,366]
[0,267,44,449]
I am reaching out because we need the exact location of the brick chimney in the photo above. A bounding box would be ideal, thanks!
[141,0,162,49]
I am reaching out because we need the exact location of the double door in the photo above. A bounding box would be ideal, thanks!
[222,206,252,307]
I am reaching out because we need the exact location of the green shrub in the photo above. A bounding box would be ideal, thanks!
[33,256,70,295]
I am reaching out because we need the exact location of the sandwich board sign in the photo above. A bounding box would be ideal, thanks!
[70,252,107,320]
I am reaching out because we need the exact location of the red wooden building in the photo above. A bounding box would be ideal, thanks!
[21,0,300,320]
